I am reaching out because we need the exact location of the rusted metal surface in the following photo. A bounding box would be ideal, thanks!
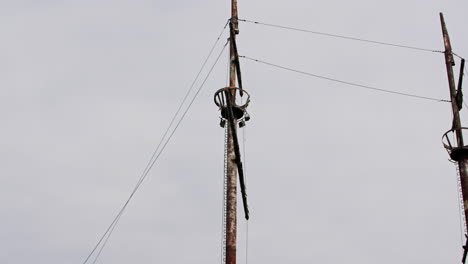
[225,121,237,264]
[229,23,243,96]
[231,0,239,34]
[440,13,455,66]
[440,13,463,145]
[226,1,239,263]
[440,13,468,240]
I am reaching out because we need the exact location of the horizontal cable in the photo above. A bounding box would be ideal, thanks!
[240,55,450,103]
[239,18,444,54]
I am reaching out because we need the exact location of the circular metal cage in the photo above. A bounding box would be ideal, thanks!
[214,87,250,121]
[442,127,468,162]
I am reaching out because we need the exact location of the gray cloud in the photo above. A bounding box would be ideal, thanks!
[1,1,467,263]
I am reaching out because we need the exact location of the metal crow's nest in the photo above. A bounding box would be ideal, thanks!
[442,128,468,162]
[214,87,250,128]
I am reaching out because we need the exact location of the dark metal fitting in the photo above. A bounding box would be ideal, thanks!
[220,119,226,128]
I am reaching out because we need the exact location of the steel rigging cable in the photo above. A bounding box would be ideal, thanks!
[240,55,450,103]
[81,23,230,264]
[239,18,444,54]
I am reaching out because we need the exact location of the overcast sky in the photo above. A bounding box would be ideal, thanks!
[1,0,468,263]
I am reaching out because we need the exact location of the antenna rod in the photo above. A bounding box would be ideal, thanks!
[440,12,468,249]
[226,1,239,264]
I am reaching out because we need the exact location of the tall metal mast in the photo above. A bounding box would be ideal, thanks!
[439,12,468,263]
[213,1,251,264]
[226,0,239,262]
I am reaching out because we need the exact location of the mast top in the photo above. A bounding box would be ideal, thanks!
[231,0,239,34]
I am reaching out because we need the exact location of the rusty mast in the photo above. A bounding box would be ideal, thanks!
[439,12,468,263]
[213,1,251,264]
